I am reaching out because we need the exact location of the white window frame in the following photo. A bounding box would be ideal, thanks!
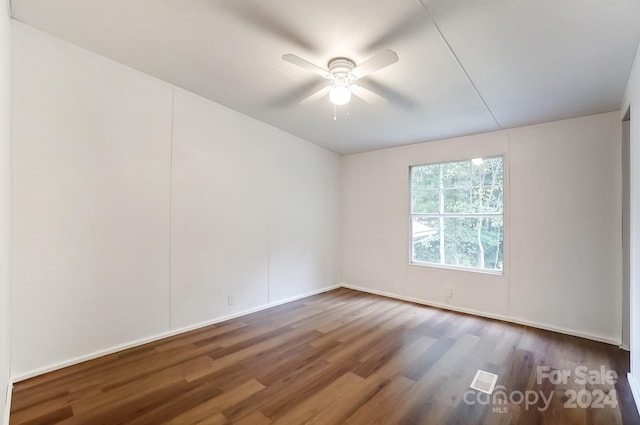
[409,155,505,275]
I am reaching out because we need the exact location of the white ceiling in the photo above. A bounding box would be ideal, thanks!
[10,0,640,154]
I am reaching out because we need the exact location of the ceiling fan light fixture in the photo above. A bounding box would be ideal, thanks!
[282,51,397,107]
[330,83,351,105]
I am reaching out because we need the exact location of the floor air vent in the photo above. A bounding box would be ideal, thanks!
[469,370,499,394]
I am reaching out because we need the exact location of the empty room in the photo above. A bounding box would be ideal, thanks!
[2,0,640,424]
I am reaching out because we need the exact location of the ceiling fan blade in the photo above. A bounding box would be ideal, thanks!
[300,86,331,105]
[364,9,427,51]
[282,54,332,79]
[219,2,316,52]
[351,49,399,79]
[268,80,327,108]
[351,85,388,104]
[357,80,415,109]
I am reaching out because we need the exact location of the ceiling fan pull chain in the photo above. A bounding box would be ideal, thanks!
[333,104,337,121]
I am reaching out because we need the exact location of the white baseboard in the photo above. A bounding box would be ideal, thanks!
[2,381,11,425]
[12,284,341,382]
[628,373,640,416]
[341,284,621,346]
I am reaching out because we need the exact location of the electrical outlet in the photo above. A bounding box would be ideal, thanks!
[228,296,234,306]
[445,288,453,298]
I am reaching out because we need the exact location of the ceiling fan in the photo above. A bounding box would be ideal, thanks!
[282,49,399,106]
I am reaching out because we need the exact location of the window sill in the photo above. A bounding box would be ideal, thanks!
[409,261,503,276]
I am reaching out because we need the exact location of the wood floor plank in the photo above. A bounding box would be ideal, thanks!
[155,322,249,352]
[305,372,388,425]
[220,358,335,422]
[165,379,265,425]
[269,372,364,425]
[373,335,436,380]
[9,289,638,425]
[257,358,364,420]
[229,411,270,425]
[191,413,228,425]
[18,406,74,425]
[343,375,416,425]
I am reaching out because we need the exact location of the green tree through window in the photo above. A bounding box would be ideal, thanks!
[410,156,503,272]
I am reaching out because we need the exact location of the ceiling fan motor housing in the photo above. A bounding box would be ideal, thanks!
[328,58,356,82]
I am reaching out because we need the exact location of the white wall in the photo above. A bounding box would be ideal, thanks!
[343,111,622,344]
[621,41,640,411]
[0,1,10,423]
[11,23,341,378]
[266,124,342,303]
[170,90,270,328]
[170,89,341,328]
[508,114,621,341]
[12,22,173,377]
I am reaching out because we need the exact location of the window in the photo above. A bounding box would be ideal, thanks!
[410,156,504,273]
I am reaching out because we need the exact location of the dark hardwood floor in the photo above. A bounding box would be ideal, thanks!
[10,288,640,424]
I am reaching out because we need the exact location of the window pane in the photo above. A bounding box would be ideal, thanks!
[471,157,503,187]
[471,156,502,182]
[411,216,440,264]
[411,164,440,190]
[443,217,503,271]
[473,186,503,214]
[443,188,503,214]
[443,161,471,188]
[412,189,439,214]
[444,188,474,214]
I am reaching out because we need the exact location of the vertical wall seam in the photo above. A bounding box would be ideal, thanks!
[7,12,14,387]
[506,132,512,318]
[168,89,175,330]
[5,10,13,416]
[267,142,271,305]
